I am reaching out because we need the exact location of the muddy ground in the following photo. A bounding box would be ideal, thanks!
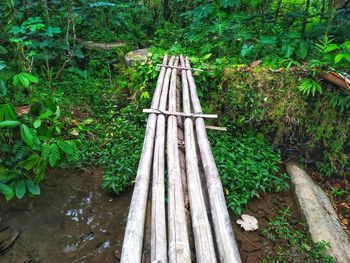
[233,190,301,262]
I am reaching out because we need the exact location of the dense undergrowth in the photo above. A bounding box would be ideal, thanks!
[0,0,349,221]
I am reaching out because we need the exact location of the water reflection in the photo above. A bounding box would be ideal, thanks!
[0,168,131,262]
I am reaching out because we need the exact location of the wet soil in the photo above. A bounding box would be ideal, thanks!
[0,167,131,263]
[232,189,302,263]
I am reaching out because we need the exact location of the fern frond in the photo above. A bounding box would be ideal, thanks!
[57,140,79,161]
[57,140,74,155]
[49,143,60,167]
[41,143,50,159]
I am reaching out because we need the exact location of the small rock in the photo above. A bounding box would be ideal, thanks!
[125,49,150,66]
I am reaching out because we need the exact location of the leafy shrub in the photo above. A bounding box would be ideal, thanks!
[210,132,289,214]
[98,104,145,193]
[0,102,79,200]
[0,66,79,200]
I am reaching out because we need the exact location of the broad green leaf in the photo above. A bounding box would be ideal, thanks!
[15,180,26,199]
[33,119,41,128]
[83,118,94,125]
[0,120,20,128]
[25,180,40,195]
[297,43,308,59]
[20,124,34,146]
[13,75,19,86]
[0,182,14,201]
[342,41,350,50]
[20,154,38,170]
[38,110,53,119]
[335,53,344,64]
[343,54,350,62]
[22,73,38,83]
[324,44,339,53]
[1,104,17,121]
[18,73,30,87]
[0,81,6,96]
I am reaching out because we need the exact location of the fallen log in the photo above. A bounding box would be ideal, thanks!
[76,37,126,50]
[321,71,350,94]
[184,57,242,263]
[120,55,168,263]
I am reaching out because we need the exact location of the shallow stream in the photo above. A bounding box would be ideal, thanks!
[0,167,131,263]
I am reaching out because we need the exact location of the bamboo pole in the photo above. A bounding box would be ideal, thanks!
[180,55,217,263]
[120,55,168,263]
[150,56,175,263]
[167,58,192,262]
[184,57,242,263]
[143,109,218,119]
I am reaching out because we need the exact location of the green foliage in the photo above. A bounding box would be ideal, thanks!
[13,72,38,87]
[262,207,334,262]
[327,92,350,113]
[0,68,79,200]
[298,78,323,96]
[210,132,289,215]
[93,103,144,194]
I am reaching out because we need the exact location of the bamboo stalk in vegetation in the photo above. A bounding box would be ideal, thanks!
[184,57,242,263]
[180,55,217,263]
[167,57,191,262]
[120,55,168,263]
[150,56,175,263]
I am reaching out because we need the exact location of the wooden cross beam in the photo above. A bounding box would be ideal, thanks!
[143,108,218,119]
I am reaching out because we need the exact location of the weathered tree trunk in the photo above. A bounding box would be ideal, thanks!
[150,56,175,263]
[274,0,283,20]
[184,57,242,263]
[120,55,168,263]
[301,0,311,38]
[321,0,326,20]
[162,0,170,19]
[325,0,335,36]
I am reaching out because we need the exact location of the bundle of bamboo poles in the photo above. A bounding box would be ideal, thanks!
[120,55,242,263]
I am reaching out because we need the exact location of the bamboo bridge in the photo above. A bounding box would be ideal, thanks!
[120,55,242,263]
